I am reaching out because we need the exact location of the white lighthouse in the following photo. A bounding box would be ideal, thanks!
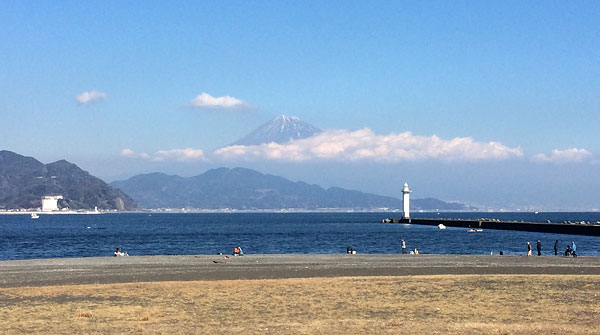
[402,183,411,219]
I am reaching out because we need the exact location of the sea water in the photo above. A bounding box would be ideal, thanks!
[0,212,599,260]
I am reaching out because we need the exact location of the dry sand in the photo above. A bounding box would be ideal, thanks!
[1,255,600,334]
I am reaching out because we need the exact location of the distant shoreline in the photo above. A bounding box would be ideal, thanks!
[2,209,600,215]
[0,211,104,215]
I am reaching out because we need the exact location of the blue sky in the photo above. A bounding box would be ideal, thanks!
[1,1,599,210]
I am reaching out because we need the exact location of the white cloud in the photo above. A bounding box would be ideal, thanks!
[76,90,107,104]
[189,92,247,109]
[532,148,592,163]
[120,129,526,164]
[120,148,150,159]
[153,148,205,161]
[120,148,204,162]
[214,128,523,162]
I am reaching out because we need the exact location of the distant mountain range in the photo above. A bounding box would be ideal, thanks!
[0,150,137,210]
[0,115,469,213]
[111,167,468,211]
[231,115,321,146]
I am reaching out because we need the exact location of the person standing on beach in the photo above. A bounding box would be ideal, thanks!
[536,240,542,256]
[554,240,559,256]
[401,240,407,254]
[571,241,577,257]
[527,242,532,256]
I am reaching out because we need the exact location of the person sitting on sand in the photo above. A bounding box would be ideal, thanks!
[238,246,244,256]
[233,247,240,256]
[564,245,572,257]
[114,248,127,257]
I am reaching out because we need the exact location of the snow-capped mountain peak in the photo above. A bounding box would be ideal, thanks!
[231,114,321,146]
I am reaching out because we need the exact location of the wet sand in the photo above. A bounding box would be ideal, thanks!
[1,254,599,288]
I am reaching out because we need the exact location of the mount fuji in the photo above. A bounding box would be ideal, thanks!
[231,115,321,146]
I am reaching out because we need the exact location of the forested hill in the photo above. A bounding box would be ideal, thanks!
[0,150,137,210]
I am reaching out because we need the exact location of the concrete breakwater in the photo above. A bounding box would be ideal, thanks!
[386,218,600,236]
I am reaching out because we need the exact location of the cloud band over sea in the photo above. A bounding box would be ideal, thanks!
[120,128,535,163]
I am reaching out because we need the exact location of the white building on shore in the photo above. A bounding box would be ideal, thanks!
[42,195,63,212]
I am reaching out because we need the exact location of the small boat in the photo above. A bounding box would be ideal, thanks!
[30,213,39,219]
[467,228,483,233]
[438,224,446,230]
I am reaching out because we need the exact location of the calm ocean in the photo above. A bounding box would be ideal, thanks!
[1,212,599,260]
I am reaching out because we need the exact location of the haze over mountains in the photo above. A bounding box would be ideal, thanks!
[1,116,469,211]
[112,116,468,210]
[111,167,468,211]
[0,149,467,211]
[0,151,137,210]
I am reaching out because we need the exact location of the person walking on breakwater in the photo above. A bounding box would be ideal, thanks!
[527,242,532,256]
[536,240,542,256]
[554,240,559,256]
[401,240,407,254]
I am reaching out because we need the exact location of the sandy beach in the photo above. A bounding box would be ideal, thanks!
[1,255,600,334]
[1,254,600,287]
